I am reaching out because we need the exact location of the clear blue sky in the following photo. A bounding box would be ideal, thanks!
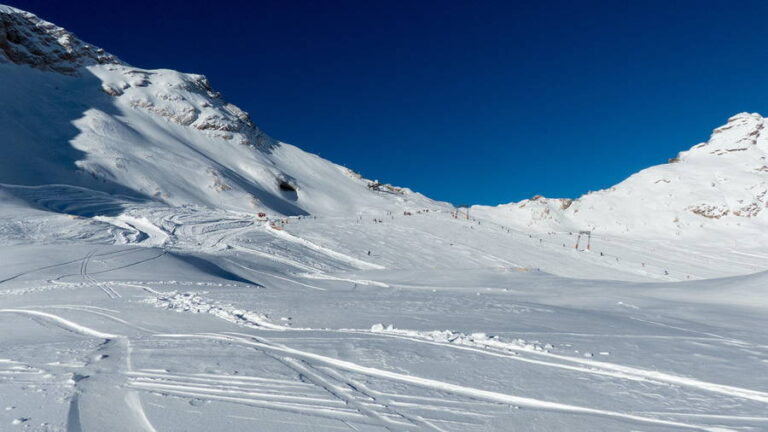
[10,0,768,205]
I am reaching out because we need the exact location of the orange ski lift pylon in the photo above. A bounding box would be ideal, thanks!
[574,230,591,251]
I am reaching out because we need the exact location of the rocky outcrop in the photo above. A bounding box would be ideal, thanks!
[0,5,119,74]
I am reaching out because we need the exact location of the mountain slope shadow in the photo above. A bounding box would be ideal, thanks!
[168,253,261,286]
[0,64,152,215]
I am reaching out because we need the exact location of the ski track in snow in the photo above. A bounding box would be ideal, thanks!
[80,249,123,299]
[4,222,757,430]
[139,283,768,409]
[126,278,768,410]
[2,301,755,431]
[0,308,157,431]
[263,224,386,271]
[2,213,766,432]
[357,327,768,405]
[0,308,118,339]
[153,332,735,432]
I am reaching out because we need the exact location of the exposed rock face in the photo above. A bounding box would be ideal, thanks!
[98,66,274,148]
[0,5,274,150]
[0,5,119,73]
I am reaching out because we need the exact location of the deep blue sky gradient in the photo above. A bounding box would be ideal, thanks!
[10,0,768,205]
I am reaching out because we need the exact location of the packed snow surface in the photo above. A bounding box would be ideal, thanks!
[1,4,768,432]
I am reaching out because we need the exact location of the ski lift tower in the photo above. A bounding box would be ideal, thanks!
[574,230,592,251]
[456,204,470,220]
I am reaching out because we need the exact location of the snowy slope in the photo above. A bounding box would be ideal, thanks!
[474,113,768,241]
[2,199,768,431]
[0,5,444,217]
[2,4,768,432]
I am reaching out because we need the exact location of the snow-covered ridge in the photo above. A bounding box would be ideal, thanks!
[0,4,443,217]
[93,65,275,149]
[0,4,119,73]
[475,112,768,239]
[0,3,271,148]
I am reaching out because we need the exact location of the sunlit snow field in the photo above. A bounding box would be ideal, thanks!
[1,194,767,432]
[2,4,768,430]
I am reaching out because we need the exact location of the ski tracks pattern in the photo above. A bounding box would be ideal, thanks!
[150,332,735,432]
[80,250,122,299]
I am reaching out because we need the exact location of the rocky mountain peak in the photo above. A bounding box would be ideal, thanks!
[0,4,119,74]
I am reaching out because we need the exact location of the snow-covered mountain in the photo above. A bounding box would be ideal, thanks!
[474,113,768,240]
[5,2,768,239]
[0,4,444,217]
[2,5,768,432]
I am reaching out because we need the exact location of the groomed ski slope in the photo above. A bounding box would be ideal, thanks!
[1,194,767,432]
